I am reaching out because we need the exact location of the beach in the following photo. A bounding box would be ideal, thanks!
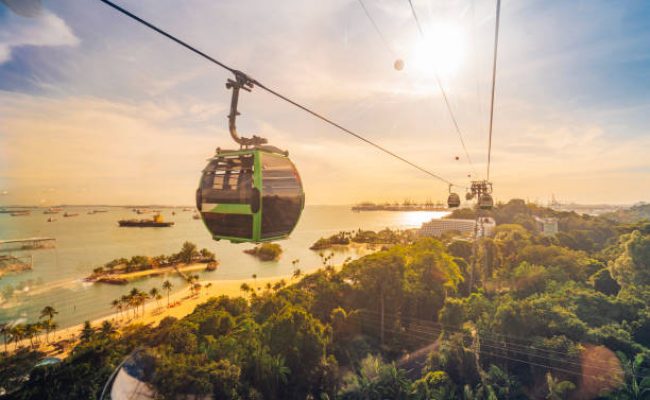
[11,274,291,358]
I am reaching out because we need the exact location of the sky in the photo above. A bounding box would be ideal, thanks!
[0,0,649,206]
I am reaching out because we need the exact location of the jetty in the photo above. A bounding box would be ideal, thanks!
[0,237,56,252]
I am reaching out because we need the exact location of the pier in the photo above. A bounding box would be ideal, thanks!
[0,237,56,252]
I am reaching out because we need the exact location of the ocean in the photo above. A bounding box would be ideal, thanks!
[0,206,446,328]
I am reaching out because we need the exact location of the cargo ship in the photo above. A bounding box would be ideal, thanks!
[118,214,174,227]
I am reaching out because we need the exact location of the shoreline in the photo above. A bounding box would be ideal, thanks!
[85,262,215,284]
[8,274,294,358]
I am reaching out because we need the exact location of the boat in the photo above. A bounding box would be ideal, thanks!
[87,209,108,215]
[63,212,79,217]
[43,207,63,214]
[47,217,56,222]
[192,213,200,220]
[10,211,30,216]
[118,213,174,228]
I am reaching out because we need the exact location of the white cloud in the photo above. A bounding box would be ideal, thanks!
[0,10,79,64]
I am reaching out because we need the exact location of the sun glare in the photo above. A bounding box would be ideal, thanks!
[409,23,466,78]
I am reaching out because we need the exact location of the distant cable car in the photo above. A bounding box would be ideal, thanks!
[394,59,404,71]
[465,192,474,201]
[196,73,305,243]
[447,185,461,208]
[478,193,494,210]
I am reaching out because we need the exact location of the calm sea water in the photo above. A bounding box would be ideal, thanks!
[0,206,446,328]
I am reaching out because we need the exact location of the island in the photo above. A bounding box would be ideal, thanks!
[85,242,218,285]
[310,228,418,250]
[243,243,283,261]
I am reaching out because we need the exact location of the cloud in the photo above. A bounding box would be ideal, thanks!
[0,8,79,64]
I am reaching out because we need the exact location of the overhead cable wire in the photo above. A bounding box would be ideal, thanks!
[308,296,632,380]
[486,0,501,180]
[354,309,629,379]
[357,0,396,58]
[406,0,478,178]
[97,0,464,189]
[357,312,626,386]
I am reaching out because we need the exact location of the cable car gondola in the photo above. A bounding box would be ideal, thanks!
[478,193,494,210]
[196,73,304,243]
[447,185,461,208]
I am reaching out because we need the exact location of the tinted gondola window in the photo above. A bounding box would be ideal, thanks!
[261,153,303,238]
[202,212,253,238]
[200,154,254,205]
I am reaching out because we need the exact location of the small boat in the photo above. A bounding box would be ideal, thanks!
[63,212,79,217]
[192,213,200,220]
[10,211,30,216]
[87,209,107,215]
[47,217,56,222]
[118,213,174,228]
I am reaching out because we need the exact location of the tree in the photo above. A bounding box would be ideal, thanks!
[162,280,173,307]
[343,251,405,346]
[0,323,9,352]
[11,324,25,350]
[615,352,650,400]
[150,287,160,308]
[39,305,58,343]
[99,321,117,338]
[178,241,199,264]
[610,230,650,287]
[111,299,121,319]
[80,321,94,342]
[545,372,575,400]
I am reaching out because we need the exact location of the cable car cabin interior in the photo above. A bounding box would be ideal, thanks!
[197,148,304,243]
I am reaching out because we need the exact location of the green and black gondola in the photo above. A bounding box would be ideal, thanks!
[197,146,304,243]
[196,73,304,243]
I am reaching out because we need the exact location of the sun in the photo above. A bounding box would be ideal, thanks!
[408,22,466,78]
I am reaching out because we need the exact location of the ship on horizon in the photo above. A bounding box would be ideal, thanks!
[118,213,174,228]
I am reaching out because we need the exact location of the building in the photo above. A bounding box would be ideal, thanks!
[535,217,559,236]
[419,217,496,238]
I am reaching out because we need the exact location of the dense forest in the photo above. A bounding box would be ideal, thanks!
[2,199,650,399]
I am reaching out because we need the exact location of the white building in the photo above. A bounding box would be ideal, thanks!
[535,217,559,236]
[419,217,496,238]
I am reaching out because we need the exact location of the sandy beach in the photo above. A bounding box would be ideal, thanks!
[28,274,293,358]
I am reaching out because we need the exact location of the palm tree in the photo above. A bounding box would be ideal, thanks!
[99,320,117,338]
[545,372,576,400]
[162,280,173,307]
[24,324,40,349]
[111,299,121,319]
[240,282,251,293]
[150,287,160,308]
[292,268,302,280]
[0,323,9,353]
[617,352,650,400]
[80,321,94,342]
[11,324,25,350]
[39,305,58,342]
[40,305,58,321]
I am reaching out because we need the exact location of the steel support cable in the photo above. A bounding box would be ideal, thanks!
[98,0,465,189]
[357,0,396,59]
[406,0,478,179]
[308,297,631,378]
[357,313,626,386]
[305,295,630,377]
[359,311,627,378]
[486,0,501,180]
